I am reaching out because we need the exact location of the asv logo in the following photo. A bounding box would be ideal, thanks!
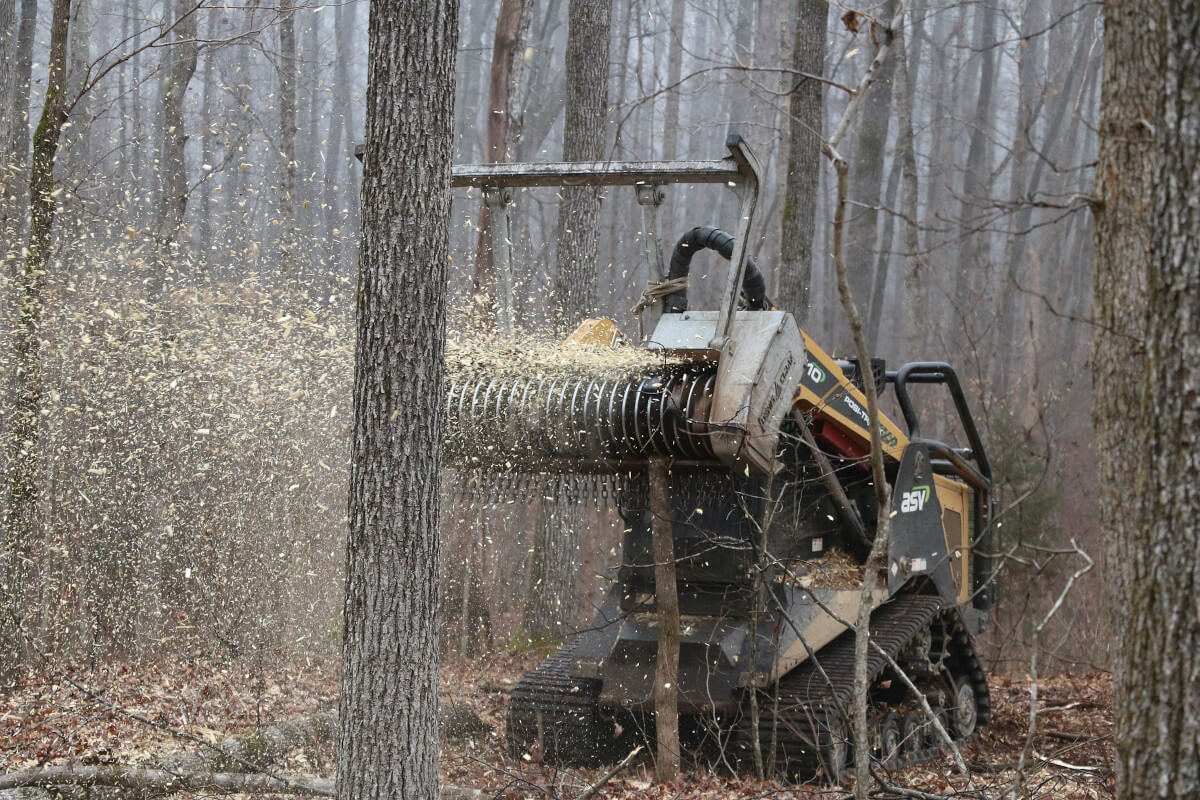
[900,485,930,513]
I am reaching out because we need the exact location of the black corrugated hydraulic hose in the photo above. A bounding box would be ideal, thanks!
[662,226,773,313]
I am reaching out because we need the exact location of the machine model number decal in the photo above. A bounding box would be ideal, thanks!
[900,485,931,513]
[839,393,901,449]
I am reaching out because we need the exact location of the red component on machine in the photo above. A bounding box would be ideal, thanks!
[811,417,871,467]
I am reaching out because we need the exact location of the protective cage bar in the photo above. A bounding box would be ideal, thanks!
[886,361,995,616]
[451,134,762,350]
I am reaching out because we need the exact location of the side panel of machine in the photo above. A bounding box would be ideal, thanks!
[934,474,971,605]
[793,331,908,462]
[888,443,958,602]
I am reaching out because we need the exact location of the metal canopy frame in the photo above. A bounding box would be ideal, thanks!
[451,134,762,350]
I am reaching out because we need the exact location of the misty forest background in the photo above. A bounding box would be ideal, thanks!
[0,0,1099,675]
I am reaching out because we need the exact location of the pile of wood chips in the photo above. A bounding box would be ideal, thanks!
[781,548,865,590]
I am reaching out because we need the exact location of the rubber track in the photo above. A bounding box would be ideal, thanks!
[734,595,990,780]
[505,639,627,766]
[505,597,990,775]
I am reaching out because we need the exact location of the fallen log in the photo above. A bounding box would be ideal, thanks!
[0,708,490,800]
[0,767,333,797]
[0,767,486,800]
[156,711,338,774]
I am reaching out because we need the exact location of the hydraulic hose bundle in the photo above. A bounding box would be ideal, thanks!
[662,226,772,313]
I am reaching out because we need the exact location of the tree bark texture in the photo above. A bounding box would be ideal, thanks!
[1111,4,1200,798]
[776,0,827,322]
[1091,9,1157,791]
[553,0,611,327]
[336,2,458,800]
[1,0,69,683]
[523,490,581,639]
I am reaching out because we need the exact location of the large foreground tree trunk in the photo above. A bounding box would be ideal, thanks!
[336,1,458,800]
[1091,2,1157,794]
[1094,2,1200,799]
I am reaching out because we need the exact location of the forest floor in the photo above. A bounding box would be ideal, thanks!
[1,650,1114,799]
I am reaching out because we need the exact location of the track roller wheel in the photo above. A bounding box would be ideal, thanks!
[923,706,950,750]
[900,712,923,761]
[876,712,902,769]
[950,676,978,740]
[816,713,850,785]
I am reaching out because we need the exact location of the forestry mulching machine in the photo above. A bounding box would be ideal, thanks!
[445,136,995,781]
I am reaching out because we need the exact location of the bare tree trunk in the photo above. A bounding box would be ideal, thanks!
[336,1,457,800]
[63,0,88,186]
[723,0,755,139]
[197,10,215,270]
[845,0,895,350]
[152,0,198,280]
[866,149,900,349]
[553,0,611,326]
[775,0,827,321]
[278,0,297,274]
[470,0,532,321]
[0,0,17,246]
[512,0,566,164]
[523,485,580,639]
[3,0,37,250]
[1092,0,1153,662]
[322,0,358,277]
[649,458,679,782]
[894,23,922,356]
[661,0,684,163]
[1,0,69,683]
[951,2,997,315]
[521,0,612,646]
[990,0,1041,390]
[302,7,319,246]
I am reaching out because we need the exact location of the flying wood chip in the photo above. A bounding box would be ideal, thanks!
[842,10,862,32]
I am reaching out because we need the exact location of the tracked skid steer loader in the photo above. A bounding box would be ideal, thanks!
[444,136,994,782]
